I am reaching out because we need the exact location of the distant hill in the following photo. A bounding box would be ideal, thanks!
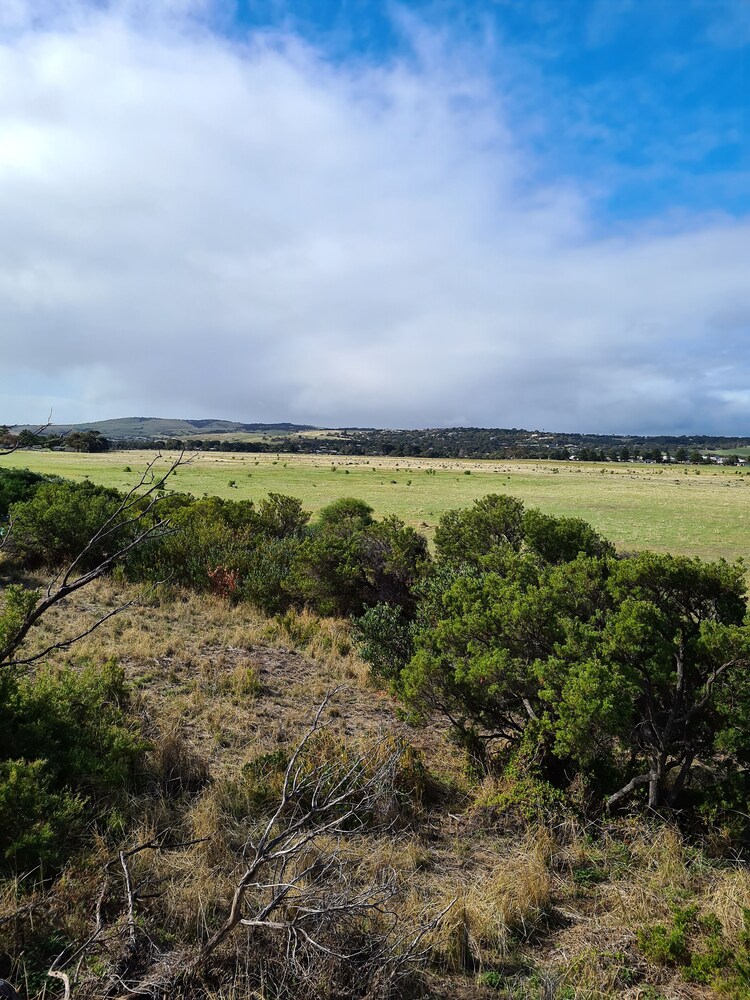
[9,417,317,441]
[6,417,750,461]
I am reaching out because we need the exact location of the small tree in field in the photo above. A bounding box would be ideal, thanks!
[358,495,750,814]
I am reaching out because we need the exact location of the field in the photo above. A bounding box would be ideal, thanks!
[3,449,749,562]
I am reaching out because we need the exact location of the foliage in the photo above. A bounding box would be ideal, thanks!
[6,479,127,569]
[352,603,414,686]
[521,507,614,564]
[0,467,57,520]
[0,585,39,658]
[434,493,525,568]
[64,430,110,453]
[126,495,253,592]
[0,660,145,869]
[288,499,429,616]
[363,495,750,814]
[637,905,750,994]
[0,758,85,868]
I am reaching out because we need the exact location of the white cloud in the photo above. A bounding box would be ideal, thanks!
[0,2,748,432]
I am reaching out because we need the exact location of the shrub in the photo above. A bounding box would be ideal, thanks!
[0,758,84,867]
[352,603,413,686]
[7,480,127,569]
[0,660,146,869]
[0,467,57,520]
[394,497,750,814]
[289,500,429,617]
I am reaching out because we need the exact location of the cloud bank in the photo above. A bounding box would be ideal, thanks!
[1,2,748,432]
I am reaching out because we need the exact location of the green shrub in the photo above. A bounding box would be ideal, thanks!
[352,603,413,686]
[0,660,146,870]
[239,535,302,614]
[637,913,691,965]
[0,467,58,520]
[8,660,146,794]
[7,479,126,569]
[0,758,84,867]
[289,501,429,617]
[636,904,750,993]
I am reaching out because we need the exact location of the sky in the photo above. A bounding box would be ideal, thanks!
[0,0,748,434]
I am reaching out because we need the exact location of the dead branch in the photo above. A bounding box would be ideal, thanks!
[0,452,191,668]
[0,412,52,458]
[109,695,447,999]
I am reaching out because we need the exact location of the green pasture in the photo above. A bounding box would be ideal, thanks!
[2,450,749,563]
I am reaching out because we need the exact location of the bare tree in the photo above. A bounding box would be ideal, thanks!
[0,452,189,668]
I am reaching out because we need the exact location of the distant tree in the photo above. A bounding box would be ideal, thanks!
[65,430,110,453]
[17,429,46,448]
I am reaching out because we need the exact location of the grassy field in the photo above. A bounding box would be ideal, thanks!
[3,448,749,562]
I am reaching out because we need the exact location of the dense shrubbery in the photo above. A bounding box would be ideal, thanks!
[356,493,750,819]
[3,477,427,618]
[124,491,427,617]
[0,660,145,868]
[0,475,432,875]
[5,479,127,569]
[0,468,61,520]
[4,470,750,839]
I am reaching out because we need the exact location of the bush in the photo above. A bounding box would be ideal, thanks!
[390,497,750,815]
[0,467,58,520]
[127,493,309,613]
[288,500,429,617]
[7,479,126,569]
[352,603,413,686]
[0,660,146,869]
[0,758,84,867]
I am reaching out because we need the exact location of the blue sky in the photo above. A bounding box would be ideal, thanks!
[0,0,748,432]
[230,0,750,222]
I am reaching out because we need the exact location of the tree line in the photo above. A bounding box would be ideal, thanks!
[5,422,750,461]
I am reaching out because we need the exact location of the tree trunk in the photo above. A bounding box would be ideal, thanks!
[648,753,667,810]
[668,752,695,805]
[648,772,661,810]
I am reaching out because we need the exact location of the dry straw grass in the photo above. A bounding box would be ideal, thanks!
[7,573,750,998]
[423,832,555,971]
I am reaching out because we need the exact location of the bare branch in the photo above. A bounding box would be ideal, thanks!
[0,411,52,458]
[0,453,191,667]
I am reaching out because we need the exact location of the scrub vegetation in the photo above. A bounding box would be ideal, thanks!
[2,448,750,562]
[2,461,750,999]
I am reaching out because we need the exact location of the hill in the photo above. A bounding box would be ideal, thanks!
[9,416,317,440]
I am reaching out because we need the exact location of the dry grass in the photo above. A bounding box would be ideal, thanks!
[6,574,750,998]
[428,841,554,970]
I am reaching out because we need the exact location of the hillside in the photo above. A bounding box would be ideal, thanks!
[9,416,317,440]
[4,575,750,999]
